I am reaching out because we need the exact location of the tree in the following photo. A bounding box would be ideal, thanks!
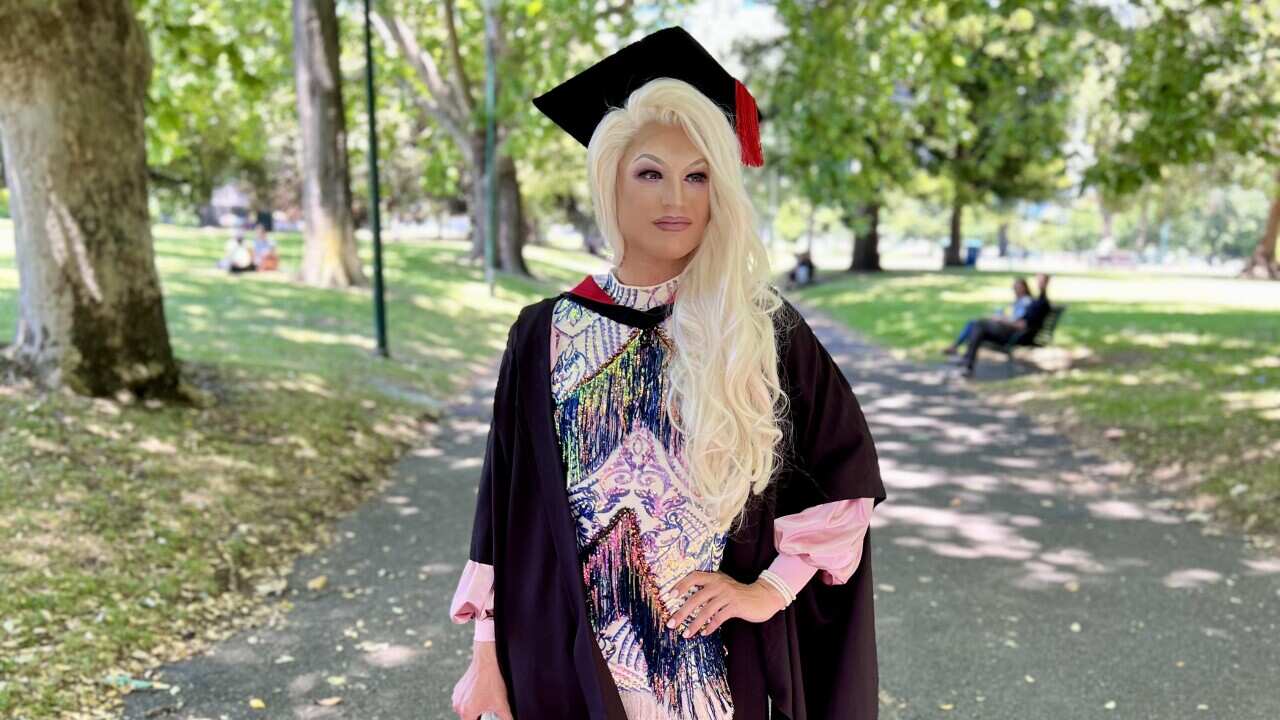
[1082,0,1280,278]
[906,2,1079,267]
[757,0,918,273]
[0,0,181,398]
[370,1,690,278]
[293,0,367,288]
[138,0,298,220]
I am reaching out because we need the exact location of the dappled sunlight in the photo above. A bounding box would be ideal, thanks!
[1085,499,1182,524]
[786,296,1280,643]
[361,642,420,668]
[1115,330,1262,352]
[1163,568,1223,589]
[273,326,377,351]
[1219,389,1280,421]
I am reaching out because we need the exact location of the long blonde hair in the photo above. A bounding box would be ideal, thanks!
[586,77,788,534]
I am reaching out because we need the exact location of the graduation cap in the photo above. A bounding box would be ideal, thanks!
[532,26,764,167]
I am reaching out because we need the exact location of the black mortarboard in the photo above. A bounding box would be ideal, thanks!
[532,26,764,167]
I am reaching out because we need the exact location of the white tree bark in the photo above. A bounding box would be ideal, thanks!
[0,0,180,397]
[293,0,367,288]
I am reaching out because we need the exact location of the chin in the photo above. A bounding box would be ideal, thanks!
[640,234,703,260]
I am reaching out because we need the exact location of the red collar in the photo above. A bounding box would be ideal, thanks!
[567,274,681,305]
[568,275,616,305]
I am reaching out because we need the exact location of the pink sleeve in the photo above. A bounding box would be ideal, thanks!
[767,497,876,596]
[449,560,496,642]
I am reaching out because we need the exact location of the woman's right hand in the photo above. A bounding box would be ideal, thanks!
[451,640,514,720]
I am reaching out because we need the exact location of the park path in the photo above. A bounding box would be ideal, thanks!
[124,299,1280,720]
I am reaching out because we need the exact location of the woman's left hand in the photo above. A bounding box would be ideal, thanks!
[662,571,786,639]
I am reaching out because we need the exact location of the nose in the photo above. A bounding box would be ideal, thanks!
[661,175,683,208]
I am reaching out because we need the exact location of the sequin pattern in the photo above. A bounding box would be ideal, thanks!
[551,270,734,720]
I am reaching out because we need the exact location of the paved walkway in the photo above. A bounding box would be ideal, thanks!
[125,301,1280,720]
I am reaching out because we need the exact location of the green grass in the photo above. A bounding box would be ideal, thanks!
[794,268,1280,536]
[0,219,596,718]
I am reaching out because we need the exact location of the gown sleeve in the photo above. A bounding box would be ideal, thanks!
[451,321,519,644]
[775,297,886,512]
[769,296,887,719]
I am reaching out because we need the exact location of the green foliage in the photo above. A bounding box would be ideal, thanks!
[759,0,1082,242]
[368,0,692,221]
[137,0,297,212]
[1081,0,1280,198]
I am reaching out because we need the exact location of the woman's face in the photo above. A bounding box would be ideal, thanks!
[614,122,711,276]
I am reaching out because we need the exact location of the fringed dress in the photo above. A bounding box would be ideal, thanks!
[451,268,878,720]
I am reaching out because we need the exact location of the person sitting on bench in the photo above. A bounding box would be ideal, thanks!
[959,273,1051,378]
[942,276,1035,357]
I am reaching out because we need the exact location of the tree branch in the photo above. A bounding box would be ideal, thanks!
[595,0,635,23]
[370,5,472,148]
[441,0,475,116]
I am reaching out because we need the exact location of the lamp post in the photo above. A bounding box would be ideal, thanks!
[364,0,389,357]
[483,0,497,296]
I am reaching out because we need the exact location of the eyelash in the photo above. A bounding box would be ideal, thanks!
[638,170,708,184]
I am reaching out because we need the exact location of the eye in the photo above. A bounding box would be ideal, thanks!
[687,172,708,183]
[638,169,661,180]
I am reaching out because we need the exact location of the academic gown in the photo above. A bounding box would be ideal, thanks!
[468,285,887,720]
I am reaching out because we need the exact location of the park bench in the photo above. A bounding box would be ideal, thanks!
[983,305,1067,376]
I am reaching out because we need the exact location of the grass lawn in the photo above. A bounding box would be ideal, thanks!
[793,267,1280,540]
[0,219,598,718]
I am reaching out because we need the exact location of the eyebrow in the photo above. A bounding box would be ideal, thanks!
[634,153,707,170]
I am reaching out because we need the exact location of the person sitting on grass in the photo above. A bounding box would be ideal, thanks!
[252,223,279,271]
[957,273,1052,378]
[218,230,257,274]
[941,276,1035,357]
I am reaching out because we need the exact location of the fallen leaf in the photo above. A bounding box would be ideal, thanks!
[317,697,343,706]
[249,698,266,709]
[307,575,328,591]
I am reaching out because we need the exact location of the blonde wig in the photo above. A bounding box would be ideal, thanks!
[586,77,791,534]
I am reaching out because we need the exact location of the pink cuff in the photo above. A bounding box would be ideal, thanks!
[474,617,496,642]
[766,552,819,596]
[450,560,495,627]
[773,497,875,588]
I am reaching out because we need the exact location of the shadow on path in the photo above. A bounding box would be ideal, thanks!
[794,301,1280,720]
[124,301,1280,720]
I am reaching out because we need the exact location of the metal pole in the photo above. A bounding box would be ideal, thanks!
[483,0,497,296]
[365,0,389,357]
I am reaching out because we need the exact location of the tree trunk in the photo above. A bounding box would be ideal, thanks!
[0,0,180,398]
[468,137,530,275]
[848,202,882,272]
[1241,169,1280,280]
[558,194,604,256]
[1136,196,1150,250]
[945,199,965,267]
[1098,191,1113,249]
[997,222,1010,257]
[292,0,366,288]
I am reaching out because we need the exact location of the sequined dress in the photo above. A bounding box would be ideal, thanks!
[449,269,879,720]
[550,268,732,720]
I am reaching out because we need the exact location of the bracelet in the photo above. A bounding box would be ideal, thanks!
[756,569,795,608]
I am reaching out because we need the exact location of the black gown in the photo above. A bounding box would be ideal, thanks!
[467,287,888,719]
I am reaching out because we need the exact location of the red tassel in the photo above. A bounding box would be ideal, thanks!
[734,79,764,167]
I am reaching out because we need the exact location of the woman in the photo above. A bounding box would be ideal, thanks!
[449,27,887,720]
[940,276,1034,356]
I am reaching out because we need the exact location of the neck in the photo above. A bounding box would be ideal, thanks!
[614,258,688,287]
